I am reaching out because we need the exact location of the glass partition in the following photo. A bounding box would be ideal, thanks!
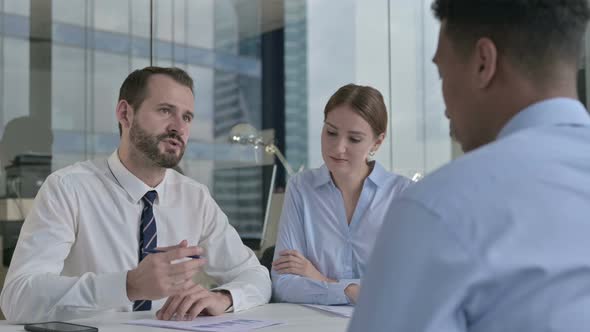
[0,0,495,249]
[0,0,280,243]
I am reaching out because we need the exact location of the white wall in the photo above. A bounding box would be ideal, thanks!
[355,0,392,169]
[306,0,451,175]
[306,0,356,168]
[389,0,450,176]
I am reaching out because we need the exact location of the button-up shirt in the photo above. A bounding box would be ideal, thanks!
[272,162,411,304]
[349,98,590,332]
[1,151,271,323]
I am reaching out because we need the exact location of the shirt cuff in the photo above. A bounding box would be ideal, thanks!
[94,271,133,309]
[211,286,240,312]
[325,279,358,305]
[211,289,234,312]
[340,279,359,303]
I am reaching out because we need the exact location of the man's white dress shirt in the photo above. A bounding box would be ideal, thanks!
[0,151,271,323]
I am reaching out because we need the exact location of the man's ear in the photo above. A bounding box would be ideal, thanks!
[474,37,498,89]
[116,100,132,131]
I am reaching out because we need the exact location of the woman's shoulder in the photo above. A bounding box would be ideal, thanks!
[370,162,413,189]
[287,164,331,189]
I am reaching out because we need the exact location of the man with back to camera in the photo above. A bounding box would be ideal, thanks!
[0,66,271,323]
[349,1,590,331]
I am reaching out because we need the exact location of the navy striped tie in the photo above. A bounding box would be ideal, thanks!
[133,190,158,311]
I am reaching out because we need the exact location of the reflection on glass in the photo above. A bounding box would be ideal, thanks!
[411,172,424,182]
[229,123,295,176]
[1,0,280,242]
[394,169,425,183]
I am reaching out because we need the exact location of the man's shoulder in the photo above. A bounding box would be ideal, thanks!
[400,124,584,211]
[399,138,523,213]
[48,158,106,184]
[165,170,210,193]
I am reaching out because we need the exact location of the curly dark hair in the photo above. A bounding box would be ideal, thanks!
[431,0,590,75]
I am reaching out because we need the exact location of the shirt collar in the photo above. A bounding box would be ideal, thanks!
[312,161,388,188]
[366,161,388,187]
[497,97,590,140]
[312,164,332,188]
[107,151,169,205]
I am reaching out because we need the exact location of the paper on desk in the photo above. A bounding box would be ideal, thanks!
[301,304,354,318]
[126,316,285,332]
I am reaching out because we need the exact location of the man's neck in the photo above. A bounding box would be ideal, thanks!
[118,145,166,188]
[489,68,579,142]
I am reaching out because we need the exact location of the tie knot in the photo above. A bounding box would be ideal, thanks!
[142,190,157,204]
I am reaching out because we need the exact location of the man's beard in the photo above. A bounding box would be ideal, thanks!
[129,120,185,168]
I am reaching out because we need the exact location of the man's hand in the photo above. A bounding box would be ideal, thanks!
[156,285,233,321]
[344,284,360,304]
[126,240,206,301]
[272,250,333,282]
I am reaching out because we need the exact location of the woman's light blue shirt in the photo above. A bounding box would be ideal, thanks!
[271,161,411,304]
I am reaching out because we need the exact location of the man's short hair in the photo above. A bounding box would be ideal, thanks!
[117,66,194,135]
[431,0,590,77]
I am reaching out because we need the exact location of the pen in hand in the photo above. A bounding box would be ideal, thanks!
[143,248,201,259]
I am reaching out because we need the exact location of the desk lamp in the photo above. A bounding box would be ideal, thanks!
[229,123,295,176]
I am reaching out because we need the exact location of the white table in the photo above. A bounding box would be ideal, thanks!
[0,303,350,332]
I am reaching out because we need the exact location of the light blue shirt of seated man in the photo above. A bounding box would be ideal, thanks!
[272,161,411,304]
[350,98,590,331]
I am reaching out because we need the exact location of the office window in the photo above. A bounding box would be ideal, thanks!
[0,0,281,242]
[0,0,468,240]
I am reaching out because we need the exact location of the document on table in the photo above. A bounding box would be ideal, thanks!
[126,316,285,332]
[301,304,354,318]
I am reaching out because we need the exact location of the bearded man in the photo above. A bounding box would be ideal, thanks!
[1,67,271,323]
